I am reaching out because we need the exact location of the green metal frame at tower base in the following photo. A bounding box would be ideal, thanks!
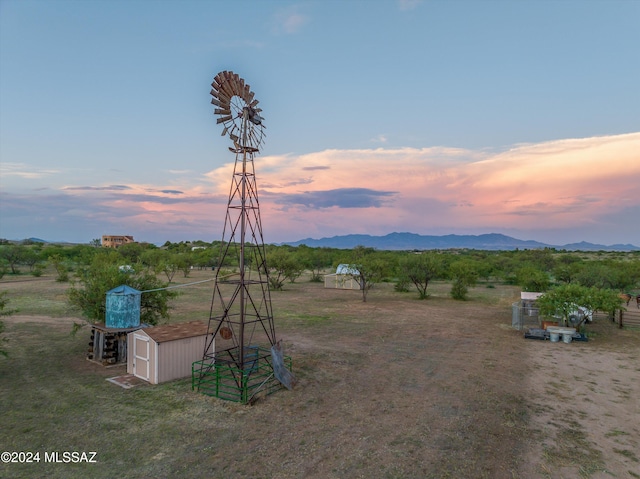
[192,346,293,404]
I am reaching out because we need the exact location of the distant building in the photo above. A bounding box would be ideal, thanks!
[324,264,363,290]
[102,235,135,248]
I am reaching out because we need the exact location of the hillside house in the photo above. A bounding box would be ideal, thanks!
[102,235,135,248]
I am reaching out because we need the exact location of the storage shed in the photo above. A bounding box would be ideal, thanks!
[127,321,213,384]
[324,264,363,290]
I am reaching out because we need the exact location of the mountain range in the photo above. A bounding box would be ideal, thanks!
[283,233,640,251]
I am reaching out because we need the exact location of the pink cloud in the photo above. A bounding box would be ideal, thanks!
[4,133,636,244]
[216,132,639,240]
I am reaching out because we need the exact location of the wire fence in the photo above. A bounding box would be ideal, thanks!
[511,301,540,330]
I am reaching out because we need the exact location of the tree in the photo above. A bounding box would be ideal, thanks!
[297,246,335,282]
[267,248,303,290]
[117,242,147,264]
[140,248,166,271]
[553,261,582,284]
[449,260,478,300]
[573,262,615,289]
[192,247,216,270]
[157,260,179,283]
[48,254,70,282]
[346,246,388,302]
[0,245,25,274]
[173,252,193,278]
[490,253,519,285]
[516,266,550,292]
[398,252,445,299]
[519,248,556,272]
[20,248,42,272]
[68,252,175,325]
[536,283,620,329]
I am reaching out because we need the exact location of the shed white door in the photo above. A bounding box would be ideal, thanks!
[132,333,150,381]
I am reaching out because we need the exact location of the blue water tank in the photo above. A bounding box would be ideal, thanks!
[105,285,141,329]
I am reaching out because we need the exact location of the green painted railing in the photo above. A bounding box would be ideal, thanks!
[192,346,292,404]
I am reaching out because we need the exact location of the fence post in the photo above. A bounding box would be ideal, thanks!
[619,310,624,329]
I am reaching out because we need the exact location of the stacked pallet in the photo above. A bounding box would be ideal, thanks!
[87,323,141,365]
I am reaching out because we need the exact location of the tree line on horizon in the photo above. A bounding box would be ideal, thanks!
[0,239,638,335]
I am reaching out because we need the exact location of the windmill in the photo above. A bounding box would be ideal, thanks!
[193,71,294,403]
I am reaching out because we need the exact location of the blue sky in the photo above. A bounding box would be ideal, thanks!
[1,0,639,246]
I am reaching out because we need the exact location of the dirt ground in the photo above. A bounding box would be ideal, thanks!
[269,284,640,479]
[522,329,640,479]
[2,277,639,479]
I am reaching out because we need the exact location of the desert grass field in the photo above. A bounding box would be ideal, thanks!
[0,270,638,479]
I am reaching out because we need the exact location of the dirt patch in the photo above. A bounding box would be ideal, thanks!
[521,324,640,479]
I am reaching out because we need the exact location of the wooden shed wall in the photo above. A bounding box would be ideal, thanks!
[127,330,213,385]
[156,335,211,384]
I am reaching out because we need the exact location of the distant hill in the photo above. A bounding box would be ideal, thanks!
[5,238,79,245]
[283,232,640,251]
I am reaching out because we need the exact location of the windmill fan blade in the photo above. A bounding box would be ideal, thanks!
[220,81,234,98]
[216,90,230,102]
[209,71,266,150]
[222,72,234,88]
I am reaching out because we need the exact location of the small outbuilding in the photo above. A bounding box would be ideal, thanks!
[127,321,213,384]
[324,264,362,290]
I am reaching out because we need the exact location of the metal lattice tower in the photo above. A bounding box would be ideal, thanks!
[193,71,293,403]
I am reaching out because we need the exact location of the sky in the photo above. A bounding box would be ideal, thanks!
[1,0,639,247]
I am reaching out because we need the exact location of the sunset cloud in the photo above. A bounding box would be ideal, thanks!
[1,133,638,245]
